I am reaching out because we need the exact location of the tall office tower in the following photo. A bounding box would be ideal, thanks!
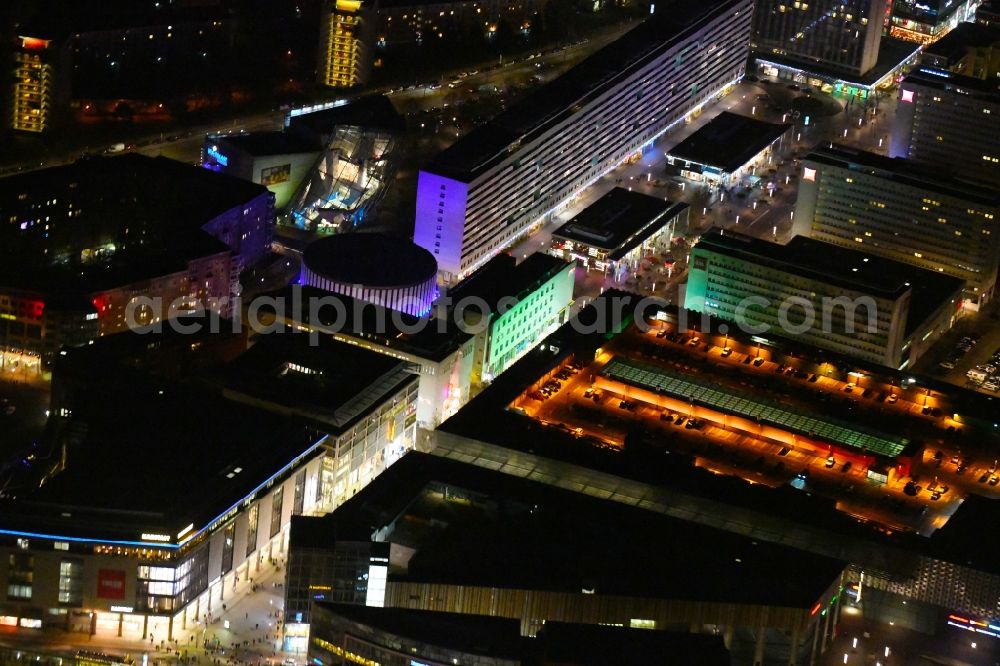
[685,230,963,369]
[891,67,1000,187]
[750,0,888,75]
[413,0,753,283]
[318,0,375,88]
[794,145,1000,310]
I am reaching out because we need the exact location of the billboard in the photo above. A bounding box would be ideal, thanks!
[97,569,126,599]
[261,164,291,186]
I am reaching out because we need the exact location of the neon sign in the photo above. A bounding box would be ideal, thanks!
[206,145,229,167]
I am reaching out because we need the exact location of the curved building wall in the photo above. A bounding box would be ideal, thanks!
[301,265,438,317]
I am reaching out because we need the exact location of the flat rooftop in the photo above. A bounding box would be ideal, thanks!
[322,452,846,608]
[2,368,318,543]
[0,154,270,294]
[694,230,965,335]
[425,0,740,182]
[537,623,731,666]
[666,112,790,173]
[903,66,1000,98]
[803,144,1000,206]
[756,37,921,88]
[314,604,526,661]
[224,332,417,431]
[448,252,573,312]
[432,292,1000,574]
[262,285,472,363]
[602,356,909,458]
[923,21,1000,65]
[214,132,319,157]
[551,188,687,259]
[286,95,405,138]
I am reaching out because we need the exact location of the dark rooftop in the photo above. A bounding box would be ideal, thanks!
[0,154,270,294]
[214,132,319,157]
[903,66,1000,98]
[923,21,1000,66]
[314,604,525,661]
[223,332,417,431]
[260,285,472,363]
[302,232,438,288]
[448,252,573,313]
[425,0,741,182]
[551,188,686,259]
[318,452,847,608]
[536,623,731,666]
[3,364,319,543]
[666,112,791,173]
[286,95,405,140]
[694,230,965,335]
[803,144,1000,206]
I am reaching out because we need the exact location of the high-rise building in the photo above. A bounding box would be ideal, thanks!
[891,67,1000,187]
[318,0,376,88]
[10,34,60,132]
[794,144,1000,310]
[750,0,888,75]
[413,0,753,282]
[684,230,963,368]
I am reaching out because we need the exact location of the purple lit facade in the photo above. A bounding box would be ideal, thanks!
[412,171,468,283]
[299,265,438,316]
[200,191,275,268]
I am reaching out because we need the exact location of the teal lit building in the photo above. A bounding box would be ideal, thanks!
[450,253,576,386]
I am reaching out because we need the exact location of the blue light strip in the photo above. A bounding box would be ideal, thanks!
[178,435,330,546]
[0,529,179,550]
[0,434,330,550]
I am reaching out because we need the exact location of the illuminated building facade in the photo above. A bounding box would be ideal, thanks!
[202,133,321,210]
[300,233,439,317]
[284,96,405,232]
[450,253,575,386]
[0,336,417,637]
[375,0,545,45]
[0,155,274,363]
[685,231,964,368]
[890,0,981,44]
[750,0,888,75]
[318,0,376,88]
[891,67,1000,187]
[922,20,1000,79]
[11,36,58,133]
[413,0,752,282]
[794,144,1000,310]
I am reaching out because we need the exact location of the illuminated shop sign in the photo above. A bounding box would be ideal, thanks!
[97,569,126,599]
[948,614,1000,638]
[206,145,229,167]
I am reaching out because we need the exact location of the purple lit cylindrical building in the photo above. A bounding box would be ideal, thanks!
[300,233,438,316]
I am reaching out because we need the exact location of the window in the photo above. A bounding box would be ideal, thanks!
[246,503,259,558]
[58,559,83,605]
[7,553,32,600]
[220,523,235,574]
[270,487,284,538]
[293,471,305,516]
